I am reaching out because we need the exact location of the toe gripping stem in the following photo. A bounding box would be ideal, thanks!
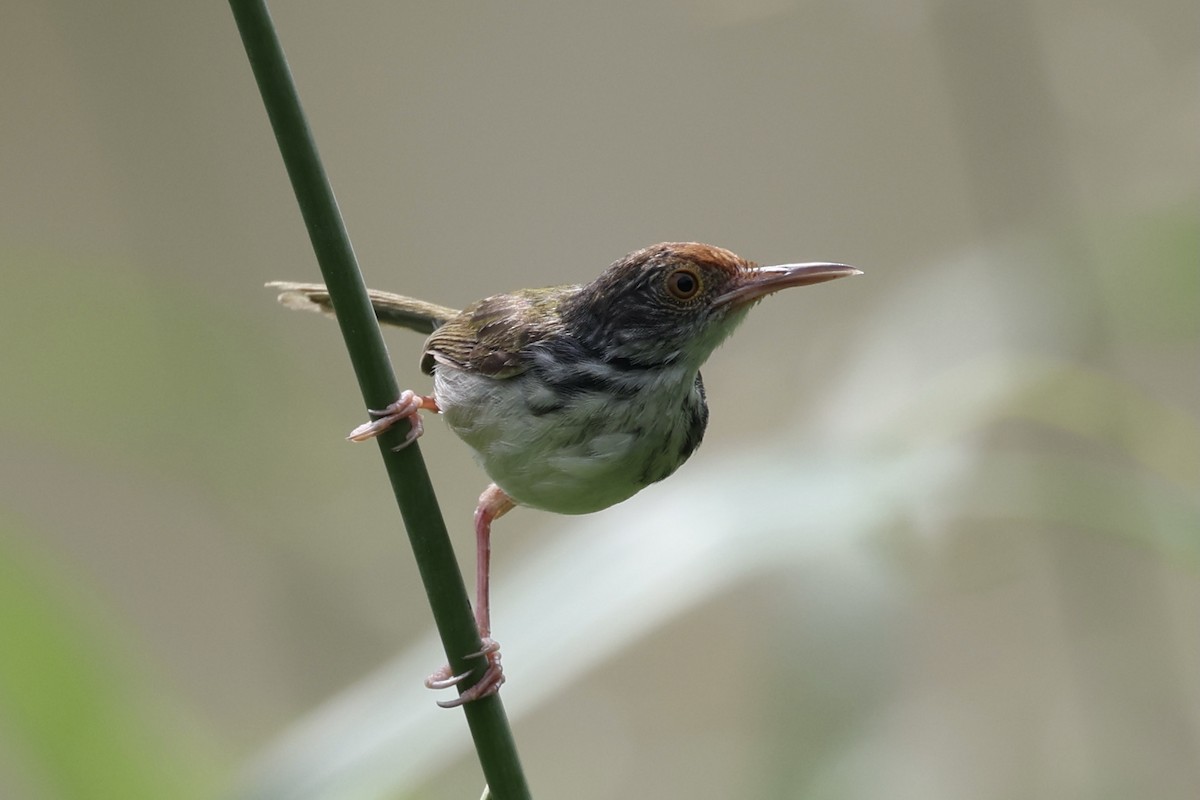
[346,390,439,449]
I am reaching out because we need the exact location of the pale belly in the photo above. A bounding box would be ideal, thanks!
[433,365,708,514]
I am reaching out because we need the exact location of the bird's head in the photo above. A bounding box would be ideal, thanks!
[561,242,860,368]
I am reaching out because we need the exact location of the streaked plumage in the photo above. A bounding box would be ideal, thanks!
[270,241,860,706]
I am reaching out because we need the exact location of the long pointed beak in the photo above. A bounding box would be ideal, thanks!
[715,262,862,307]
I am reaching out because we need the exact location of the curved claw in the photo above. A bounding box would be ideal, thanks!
[436,662,504,708]
[425,666,472,691]
[426,639,504,708]
[347,390,436,446]
[390,414,424,450]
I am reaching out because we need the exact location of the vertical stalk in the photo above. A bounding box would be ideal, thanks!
[228,2,531,796]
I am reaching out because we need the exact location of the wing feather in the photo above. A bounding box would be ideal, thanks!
[422,287,571,377]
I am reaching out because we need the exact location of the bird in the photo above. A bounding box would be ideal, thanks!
[269,242,860,707]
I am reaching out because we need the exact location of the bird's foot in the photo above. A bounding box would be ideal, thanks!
[346,390,439,449]
[424,638,504,708]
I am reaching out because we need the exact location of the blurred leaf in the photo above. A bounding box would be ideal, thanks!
[236,422,1198,798]
[0,513,220,800]
[890,353,1200,486]
[1091,204,1200,340]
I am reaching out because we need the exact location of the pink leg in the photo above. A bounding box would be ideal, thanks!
[425,483,515,708]
[346,390,439,449]
[473,484,515,640]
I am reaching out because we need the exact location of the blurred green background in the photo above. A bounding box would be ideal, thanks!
[1,1,1197,798]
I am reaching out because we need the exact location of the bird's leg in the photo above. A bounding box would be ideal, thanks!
[349,391,515,707]
[473,483,515,641]
[346,390,439,449]
[425,483,515,708]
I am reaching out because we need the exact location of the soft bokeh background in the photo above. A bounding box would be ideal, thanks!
[2,1,1196,798]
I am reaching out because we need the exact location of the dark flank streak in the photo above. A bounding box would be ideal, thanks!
[678,372,709,461]
[528,337,646,399]
[639,373,709,486]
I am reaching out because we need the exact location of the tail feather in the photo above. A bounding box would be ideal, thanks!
[266,282,459,334]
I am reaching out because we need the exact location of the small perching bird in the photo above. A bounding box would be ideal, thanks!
[270,241,860,706]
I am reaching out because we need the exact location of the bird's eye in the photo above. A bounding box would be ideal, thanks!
[666,268,702,300]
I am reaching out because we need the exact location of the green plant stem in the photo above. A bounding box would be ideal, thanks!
[228,2,531,797]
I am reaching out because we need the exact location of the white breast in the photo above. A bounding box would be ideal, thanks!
[433,363,703,514]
